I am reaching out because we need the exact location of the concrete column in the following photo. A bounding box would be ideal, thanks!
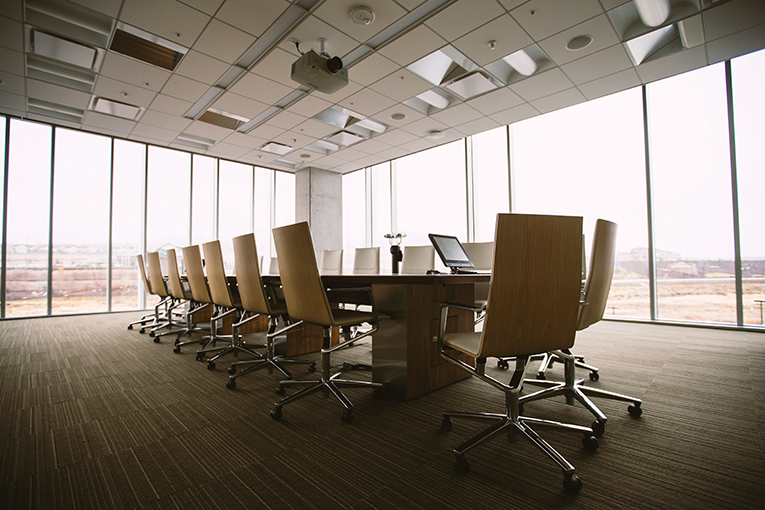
[295,167,342,260]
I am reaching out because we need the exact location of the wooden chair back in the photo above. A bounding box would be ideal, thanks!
[166,249,186,299]
[320,249,343,275]
[146,252,169,297]
[182,245,212,304]
[272,222,334,326]
[479,214,583,358]
[578,219,618,331]
[232,233,271,314]
[136,254,151,294]
[202,240,235,308]
[401,245,435,274]
[353,247,380,274]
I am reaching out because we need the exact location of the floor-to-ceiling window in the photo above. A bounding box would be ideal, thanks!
[146,147,191,255]
[191,155,216,247]
[51,129,111,314]
[471,126,509,242]
[254,167,273,265]
[218,160,253,271]
[647,63,736,324]
[0,117,6,315]
[342,167,365,273]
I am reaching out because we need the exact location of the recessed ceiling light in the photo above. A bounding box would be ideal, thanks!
[91,97,142,120]
[390,112,407,121]
[258,142,295,155]
[566,35,593,51]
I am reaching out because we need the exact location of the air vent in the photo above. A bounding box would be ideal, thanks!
[90,97,142,120]
[406,46,477,87]
[258,142,294,155]
[28,98,84,123]
[110,22,187,71]
[31,30,97,69]
[26,54,96,92]
[198,109,249,130]
[175,133,216,150]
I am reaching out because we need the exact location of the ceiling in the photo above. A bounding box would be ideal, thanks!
[1,0,764,174]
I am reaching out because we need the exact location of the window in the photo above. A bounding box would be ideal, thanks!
[219,160,253,272]
[146,146,190,253]
[274,171,295,257]
[342,169,365,273]
[511,87,649,318]
[647,64,735,324]
[0,118,5,315]
[5,120,52,317]
[254,167,273,263]
[191,155,216,246]
[732,48,765,326]
[51,129,111,314]
[371,163,392,249]
[472,126,509,242]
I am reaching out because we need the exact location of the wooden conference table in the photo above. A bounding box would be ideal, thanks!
[261,273,490,400]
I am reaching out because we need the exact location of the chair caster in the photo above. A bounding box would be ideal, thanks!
[139,329,145,334]
[591,420,605,436]
[496,359,509,370]
[589,371,599,381]
[270,407,282,421]
[127,325,133,330]
[173,346,181,354]
[275,386,286,396]
[226,379,236,390]
[149,331,155,338]
[341,410,354,424]
[207,362,215,371]
[563,474,582,493]
[441,417,452,431]
[535,372,546,380]
[628,403,642,417]
[582,434,599,450]
[153,337,160,343]
[454,455,469,475]
[227,366,236,375]
[307,364,317,373]
[196,353,204,362]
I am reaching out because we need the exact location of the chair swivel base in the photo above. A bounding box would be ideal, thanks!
[441,410,598,494]
[225,357,316,389]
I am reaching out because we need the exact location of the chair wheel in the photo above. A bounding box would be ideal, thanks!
[563,474,582,493]
[127,325,133,330]
[591,420,605,436]
[270,407,282,420]
[536,372,546,380]
[139,329,145,334]
[227,366,237,375]
[153,337,160,343]
[341,411,354,424]
[173,346,181,354]
[582,434,599,450]
[454,455,469,475]
[308,364,316,373]
[207,362,215,371]
[196,353,204,361]
[441,417,453,431]
[149,331,155,338]
[589,371,599,381]
[226,379,236,390]
[628,403,642,417]
[275,386,286,396]
[497,359,509,370]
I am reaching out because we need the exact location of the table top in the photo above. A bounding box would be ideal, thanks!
[260,273,491,286]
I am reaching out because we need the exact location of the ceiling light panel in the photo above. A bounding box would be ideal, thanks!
[258,141,295,155]
[443,71,498,100]
[484,45,552,85]
[406,45,477,86]
[326,130,366,147]
[90,97,142,120]
[25,0,114,48]
[26,54,96,92]
[624,24,678,65]
[32,30,97,69]
[110,22,187,72]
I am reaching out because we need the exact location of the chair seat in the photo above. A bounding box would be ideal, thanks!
[444,331,482,357]
[331,308,376,327]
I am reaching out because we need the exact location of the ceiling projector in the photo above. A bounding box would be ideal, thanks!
[291,50,348,94]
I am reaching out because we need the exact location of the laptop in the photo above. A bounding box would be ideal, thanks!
[428,233,487,274]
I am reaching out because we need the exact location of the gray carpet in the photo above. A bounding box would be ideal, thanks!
[0,312,763,509]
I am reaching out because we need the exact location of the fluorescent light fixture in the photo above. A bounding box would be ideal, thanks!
[199,108,250,130]
[258,142,295,155]
[678,15,704,49]
[304,139,340,155]
[184,86,226,120]
[326,131,365,147]
[238,106,282,133]
[354,118,386,134]
[624,24,677,65]
[175,133,216,150]
[28,98,85,122]
[634,0,671,27]
[502,49,537,76]
[32,30,97,69]
[417,89,450,109]
[274,157,303,168]
[91,97,142,120]
[443,71,498,100]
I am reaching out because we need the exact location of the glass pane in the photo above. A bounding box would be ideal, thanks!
[371,163,391,248]
[191,155,216,246]
[647,64,735,324]
[111,140,145,311]
[0,117,5,315]
[512,87,649,319]
[5,120,52,317]
[274,171,295,228]
[51,129,111,314]
[342,169,366,273]
[219,160,253,273]
[254,167,272,261]
[146,147,191,253]
[396,141,467,271]
[732,48,765,327]
[472,126,509,242]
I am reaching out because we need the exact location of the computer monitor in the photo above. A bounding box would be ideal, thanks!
[428,233,475,273]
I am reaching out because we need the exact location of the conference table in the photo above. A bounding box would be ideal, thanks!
[262,273,490,400]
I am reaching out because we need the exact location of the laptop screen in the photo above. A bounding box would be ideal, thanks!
[429,234,474,270]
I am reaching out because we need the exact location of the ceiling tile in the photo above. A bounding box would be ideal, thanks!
[229,72,296,105]
[509,68,575,101]
[206,142,251,158]
[0,16,24,52]
[264,109,306,131]
[160,74,210,103]
[509,0,604,41]
[0,0,23,20]
[348,53,401,86]
[496,0,527,9]
[399,116,449,137]
[331,147,367,162]
[538,14,620,67]
[192,19,255,64]
[598,0,630,10]
[140,109,192,131]
[285,94,333,118]
[374,103,426,127]
[368,68,432,102]
[272,130,314,148]
[247,122,286,140]
[99,51,171,92]
[577,68,641,100]
[431,103,483,126]
[130,122,181,142]
[314,0,407,43]
[560,44,633,85]
[212,91,270,119]
[175,50,230,85]
[177,0,225,16]
[0,72,24,96]
[241,150,281,164]
[703,0,765,41]
[706,23,765,65]
[376,145,409,161]
[26,112,81,129]
[634,44,708,84]
[351,138,393,154]
[338,87,397,117]
[148,94,193,116]
[394,0,427,11]
[425,0,505,42]
[279,16,358,60]
[82,110,136,133]
[454,116,501,136]
[0,47,24,76]
[373,128,419,146]
[92,76,157,107]
[119,0,211,48]
[215,0,289,36]
[465,86,524,114]
[530,87,587,114]
[183,119,233,141]
[220,131,265,149]
[292,118,339,138]
[251,47,302,88]
[488,102,540,125]
[399,137,437,153]
[378,25,446,67]
[0,90,27,113]
[451,14,533,67]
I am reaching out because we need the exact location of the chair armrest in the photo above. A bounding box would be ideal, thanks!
[437,302,484,353]
[326,286,375,307]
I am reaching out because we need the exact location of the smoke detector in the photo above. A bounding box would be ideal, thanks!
[351,7,375,26]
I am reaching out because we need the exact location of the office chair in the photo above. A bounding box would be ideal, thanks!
[144,251,183,339]
[461,241,493,323]
[175,245,217,354]
[153,248,208,345]
[263,256,279,275]
[353,247,380,275]
[225,233,315,390]
[195,240,264,370]
[520,219,642,436]
[126,253,168,333]
[438,213,598,493]
[400,245,435,274]
[320,249,343,275]
[270,221,382,424]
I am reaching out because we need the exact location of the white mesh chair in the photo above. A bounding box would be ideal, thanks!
[320,249,343,275]
[400,245,435,274]
[352,247,380,275]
